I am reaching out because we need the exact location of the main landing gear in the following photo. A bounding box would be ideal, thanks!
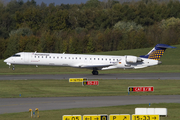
[92,70,98,75]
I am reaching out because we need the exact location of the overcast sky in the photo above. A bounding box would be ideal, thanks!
[6,0,96,5]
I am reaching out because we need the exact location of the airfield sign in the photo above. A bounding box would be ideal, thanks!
[69,78,87,82]
[128,86,154,92]
[82,81,99,86]
[109,114,130,120]
[83,115,107,120]
[63,115,82,120]
[132,115,159,120]
[63,114,160,120]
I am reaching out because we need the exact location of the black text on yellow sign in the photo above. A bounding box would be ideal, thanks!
[101,115,108,120]
[69,78,87,82]
[83,115,108,120]
[63,115,82,120]
[109,114,130,120]
[132,115,159,120]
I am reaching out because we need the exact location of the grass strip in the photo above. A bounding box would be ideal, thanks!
[0,103,179,120]
[0,65,180,75]
[0,79,180,98]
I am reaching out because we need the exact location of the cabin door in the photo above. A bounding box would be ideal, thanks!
[24,53,29,63]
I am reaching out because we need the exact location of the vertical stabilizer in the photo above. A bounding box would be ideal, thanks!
[140,44,176,60]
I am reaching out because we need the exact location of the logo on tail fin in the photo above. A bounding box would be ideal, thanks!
[140,44,176,60]
[148,50,164,60]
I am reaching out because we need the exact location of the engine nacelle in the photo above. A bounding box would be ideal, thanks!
[125,55,142,63]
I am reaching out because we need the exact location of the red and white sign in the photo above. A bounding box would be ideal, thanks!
[133,87,154,92]
[86,81,99,85]
[128,86,154,92]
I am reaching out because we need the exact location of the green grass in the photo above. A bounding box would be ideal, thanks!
[0,103,180,120]
[0,79,180,98]
[0,45,179,119]
[0,65,180,75]
[0,44,180,75]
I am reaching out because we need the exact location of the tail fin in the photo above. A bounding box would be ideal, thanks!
[140,44,176,60]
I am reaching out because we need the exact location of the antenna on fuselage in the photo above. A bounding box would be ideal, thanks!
[63,52,65,54]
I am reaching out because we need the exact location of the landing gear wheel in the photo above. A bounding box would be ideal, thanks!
[92,70,98,75]
[12,65,15,70]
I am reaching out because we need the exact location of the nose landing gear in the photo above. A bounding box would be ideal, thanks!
[12,65,15,70]
[7,63,15,70]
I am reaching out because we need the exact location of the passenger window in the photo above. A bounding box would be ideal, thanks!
[12,54,21,57]
[94,58,96,60]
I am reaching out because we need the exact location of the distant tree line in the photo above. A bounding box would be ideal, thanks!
[0,0,180,59]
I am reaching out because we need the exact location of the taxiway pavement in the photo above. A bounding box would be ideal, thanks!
[0,73,180,114]
[1,95,180,114]
[0,73,180,80]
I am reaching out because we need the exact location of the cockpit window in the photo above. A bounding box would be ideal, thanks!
[12,54,21,57]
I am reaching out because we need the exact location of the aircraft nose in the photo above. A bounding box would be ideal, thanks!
[4,58,10,63]
[4,59,8,63]
[4,58,11,65]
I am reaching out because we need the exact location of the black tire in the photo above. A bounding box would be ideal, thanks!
[95,71,98,75]
[92,70,98,75]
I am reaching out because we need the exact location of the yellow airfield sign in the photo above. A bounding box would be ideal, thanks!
[109,114,130,120]
[132,115,159,120]
[63,115,82,120]
[69,78,87,82]
[83,115,100,120]
[83,115,108,120]
[63,114,159,120]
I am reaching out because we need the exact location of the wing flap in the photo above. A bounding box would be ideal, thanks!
[79,64,113,68]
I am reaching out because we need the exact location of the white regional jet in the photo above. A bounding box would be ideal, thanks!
[4,44,176,75]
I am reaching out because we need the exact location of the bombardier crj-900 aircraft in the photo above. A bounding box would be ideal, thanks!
[4,44,175,75]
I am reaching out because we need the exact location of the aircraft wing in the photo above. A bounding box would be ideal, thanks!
[78,64,113,69]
